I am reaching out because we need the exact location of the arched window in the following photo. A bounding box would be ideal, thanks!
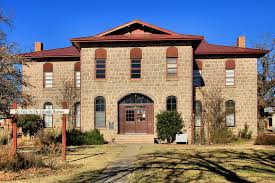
[225,60,235,86]
[166,96,177,111]
[130,48,142,79]
[74,62,80,87]
[166,47,178,78]
[95,96,106,128]
[95,48,107,79]
[194,100,202,127]
[194,60,202,87]
[43,102,53,127]
[225,100,235,127]
[43,63,53,88]
[75,102,81,128]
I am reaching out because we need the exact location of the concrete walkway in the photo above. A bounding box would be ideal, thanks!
[95,144,141,183]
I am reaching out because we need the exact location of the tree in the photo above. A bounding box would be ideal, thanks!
[199,88,234,144]
[17,115,44,136]
[255,35,275,115]
[0,8,32,116]
[56,79,80,129]
[156,110,184,143]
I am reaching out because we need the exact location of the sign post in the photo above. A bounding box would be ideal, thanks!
[10,107,69,161]
[12,102,17,156]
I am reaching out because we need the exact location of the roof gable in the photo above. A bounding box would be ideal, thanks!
[95,19,178,37]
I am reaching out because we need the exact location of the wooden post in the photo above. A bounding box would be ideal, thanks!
[62,101,67,161]
[12,102,17,156]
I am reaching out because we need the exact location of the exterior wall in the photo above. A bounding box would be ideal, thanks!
[194,57,258,136]
[80,45,194,141]
[22,60,80,127]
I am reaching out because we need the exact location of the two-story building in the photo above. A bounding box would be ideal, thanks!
[22,20,268,143]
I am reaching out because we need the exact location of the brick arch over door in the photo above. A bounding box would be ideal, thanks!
[118,93,154,134]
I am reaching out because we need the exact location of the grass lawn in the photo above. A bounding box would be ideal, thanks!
[1,144,125,183]
[130,144,275,183]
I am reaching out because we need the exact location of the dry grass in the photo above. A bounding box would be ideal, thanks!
[0,144,125,183]
[130,144,275,183]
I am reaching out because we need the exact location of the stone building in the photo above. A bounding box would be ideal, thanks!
[21,20,268,143]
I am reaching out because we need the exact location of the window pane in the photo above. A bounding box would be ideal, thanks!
[96,60,105,64]
[44,103,53,127]
[75,103,80,128]
[226,69,234,86]
[226,113,234,126]
[95,112,105,128]
[166,96,177,111]
[167,58,177,77]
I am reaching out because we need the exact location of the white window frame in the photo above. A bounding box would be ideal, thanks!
[44,72,53,88]
[167,58,177,78]
[226,69,234,86]
[75,71,80,87]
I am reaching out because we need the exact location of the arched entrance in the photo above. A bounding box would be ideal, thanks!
[118,93,154,134]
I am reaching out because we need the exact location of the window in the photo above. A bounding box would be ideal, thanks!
[130,48,142,79]
[166,96,177,111]
[43,102,53,127]
[75,102,80,128]
[225,60,235,86]
[95,96,105,128]
[95,48,107,79]
[194,100,202,127]
[75,62,80,87]
[194,60,202,86]
[43,63,53,88]
[131,60,141,78]
[225,100,235,127]
[166,47,178,78]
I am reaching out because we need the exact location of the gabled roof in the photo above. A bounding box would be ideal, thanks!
[71,19,204,43]
[21,46,79,58]
[95,19,178,37]
[195,40,269,57]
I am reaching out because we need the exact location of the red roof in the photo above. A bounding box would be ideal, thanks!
[195,40,268,56]
[71,34,204,43]
[21,46,79,58]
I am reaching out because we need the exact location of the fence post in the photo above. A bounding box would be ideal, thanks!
[12,102,17,156]
[62,101,67,161]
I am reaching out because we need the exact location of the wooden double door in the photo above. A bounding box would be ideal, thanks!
[119,104,154,134]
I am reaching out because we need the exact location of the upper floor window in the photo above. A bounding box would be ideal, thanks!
[225,60,235,86]
[43,102,53,127]
[130,48,142,79]
[74,62,80,87]
[194,60,202,87]
[194,100,202,127]
[95,96,106,128]
[75,102,80,128]
[95,48,107,79]
[43,63,53,88]
[166,96,177,111]
[225,100,235,127]
[166,47,178,78]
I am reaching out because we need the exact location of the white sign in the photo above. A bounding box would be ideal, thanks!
[10,109,69,115]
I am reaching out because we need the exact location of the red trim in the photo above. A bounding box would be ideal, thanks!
[225,60,235,69]
[166,46,178,58]
[43,63,53,72]
[130,48,142,59]
[74,62,80,71]
[95,48,107,59]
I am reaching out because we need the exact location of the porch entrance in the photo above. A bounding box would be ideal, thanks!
[118,93,154,134]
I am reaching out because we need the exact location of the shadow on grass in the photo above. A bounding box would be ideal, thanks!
[58,148,275,183]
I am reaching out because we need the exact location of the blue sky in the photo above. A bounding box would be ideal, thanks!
[1,0,274,52]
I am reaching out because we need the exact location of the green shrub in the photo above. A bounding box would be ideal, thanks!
[156,111,184,143]
[238,123,252,139]
[83,129,105,145]
[56,129,104,146]
[211,128,235,144]
[17,114,44,136]
[255,133,275,145]
[0,131,9,145]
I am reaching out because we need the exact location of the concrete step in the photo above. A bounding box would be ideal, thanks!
[116,134,154,144]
